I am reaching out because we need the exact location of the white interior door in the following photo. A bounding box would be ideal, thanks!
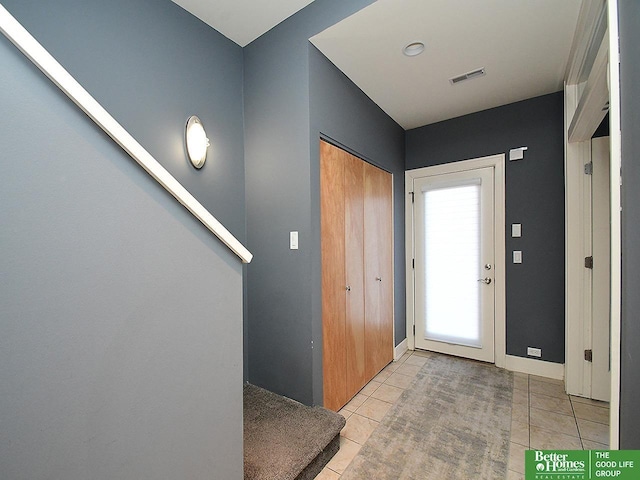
[591,136,611,401]
[413,166,495,363]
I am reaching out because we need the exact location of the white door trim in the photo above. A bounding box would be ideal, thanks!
[405,154,506,368]
[606,0,621,449]
[564,92,593,398]
[591,136,611,402]
[564,0,621,449]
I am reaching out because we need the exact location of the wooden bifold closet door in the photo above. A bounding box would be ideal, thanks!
[320,140,393,411]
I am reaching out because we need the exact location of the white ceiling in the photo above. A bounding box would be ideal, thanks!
[172,0,582,130]
[171,0,316,47]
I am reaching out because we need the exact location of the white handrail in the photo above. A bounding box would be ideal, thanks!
[0,4,253,264]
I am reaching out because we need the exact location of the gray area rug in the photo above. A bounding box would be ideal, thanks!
[243,383,345,480]
[341,354,513,480]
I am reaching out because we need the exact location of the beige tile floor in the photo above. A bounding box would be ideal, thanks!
[506,372,610,480]
[314,351,610,480]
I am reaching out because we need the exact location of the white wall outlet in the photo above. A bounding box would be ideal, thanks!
[513,250,522,263]
[290,231,298,250]
[512,223,522,237]
[527,347,542,358]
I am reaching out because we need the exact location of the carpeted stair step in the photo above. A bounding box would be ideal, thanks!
[244,383,346,480]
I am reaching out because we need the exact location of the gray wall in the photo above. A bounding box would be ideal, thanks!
[618,0,640,449]
[244,0,408,406]
[309,47,406,404]
[2,0,246,243]
[406,92,565,363]
[0,1,245,478]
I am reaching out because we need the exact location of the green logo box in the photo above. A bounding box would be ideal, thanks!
[525,450,640,479]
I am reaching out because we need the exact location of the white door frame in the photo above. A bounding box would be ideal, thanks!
[564,0,621,449]
[405,154,506,368]
[591,136,611,402]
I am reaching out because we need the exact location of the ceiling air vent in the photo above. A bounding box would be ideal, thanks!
[450,67,486,85]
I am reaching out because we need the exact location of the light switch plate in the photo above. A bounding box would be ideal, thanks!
[290,231,298,250]
[513,250,522,263]
[509,146,528,161]
[512,223,522,237]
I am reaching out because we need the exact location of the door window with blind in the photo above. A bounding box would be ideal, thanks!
[422,180,482,347]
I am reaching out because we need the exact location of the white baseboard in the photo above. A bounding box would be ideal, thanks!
[394,338,408,361]
[505,355,565,380]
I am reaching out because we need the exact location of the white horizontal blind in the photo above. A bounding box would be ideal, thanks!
[421,180,481,347]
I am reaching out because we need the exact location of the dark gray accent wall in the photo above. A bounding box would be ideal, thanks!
[309,47,405,404]
[406,92,565,363]
[618,0,640,450]
[0,1,245,478]
[244,0,407,406]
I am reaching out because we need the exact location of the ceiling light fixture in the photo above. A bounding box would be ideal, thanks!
[185,115,209,169]
[403,41,425,57]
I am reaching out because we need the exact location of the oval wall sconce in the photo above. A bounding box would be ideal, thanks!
[185,115,209,169]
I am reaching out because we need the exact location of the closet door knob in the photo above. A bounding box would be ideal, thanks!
[376,277,382,282]
[346,285,351,291]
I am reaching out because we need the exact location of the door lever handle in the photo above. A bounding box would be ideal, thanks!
[375,277,382,282]
[477,278,492,285]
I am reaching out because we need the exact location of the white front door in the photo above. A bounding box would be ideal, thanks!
[412,166,495,363]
